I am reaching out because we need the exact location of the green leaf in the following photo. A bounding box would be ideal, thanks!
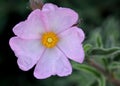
[83,44,92,53]
[72,62,106,86]
[90,47,120,56]
[96,34,103,48]
[111,51,120,60]
[101,58,109,70]
[109,62,120,70]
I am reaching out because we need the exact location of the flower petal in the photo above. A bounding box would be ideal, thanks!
[76,27,85,43]
[55,53,72,77]
[34,47,72,79]
[42,3,58,11]
[13,9,47,39]
[42,4,78,33]
[58,27,85,63]
[9,37,45,71]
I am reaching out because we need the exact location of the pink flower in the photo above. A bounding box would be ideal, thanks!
[9,3,85,79]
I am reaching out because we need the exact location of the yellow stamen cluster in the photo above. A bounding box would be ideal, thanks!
[41,32,59,48]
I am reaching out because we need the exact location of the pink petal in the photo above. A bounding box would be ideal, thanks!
[13,9,47,39]
[42,4,78,33]
[58,27,85,63]
[9,37,45,71]
[34,47,72,79]
[76,27,85,43]
[42,3,58,11]
[55,53,72,77]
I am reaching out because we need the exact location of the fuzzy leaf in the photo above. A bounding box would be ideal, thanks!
[90,47,120,56]
[109,62,120,69]
[72,62,106,86]
[96,34,103,48]
[83,44,92,53]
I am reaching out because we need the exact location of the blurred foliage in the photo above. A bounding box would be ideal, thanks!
[0,0,120,86]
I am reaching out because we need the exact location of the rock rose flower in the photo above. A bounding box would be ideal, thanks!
[9,3,85,79]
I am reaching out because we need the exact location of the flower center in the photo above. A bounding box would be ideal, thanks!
[41,32,59,48]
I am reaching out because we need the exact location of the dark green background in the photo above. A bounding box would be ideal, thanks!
[0,0,120,86]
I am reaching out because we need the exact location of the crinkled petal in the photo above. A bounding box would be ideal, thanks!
[13,9,47,39]
[58,27,85,63]
[76,27,85,43]
[9,37,45,71]
[55,53,72,77]
[34,47,72,79]
[42,3,58,11]
[42,3,78,33]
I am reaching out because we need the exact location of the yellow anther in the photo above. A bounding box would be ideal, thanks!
[41,32,59,48]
